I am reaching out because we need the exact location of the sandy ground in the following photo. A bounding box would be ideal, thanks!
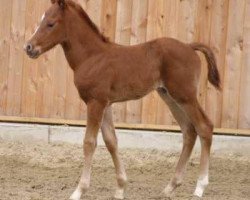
[0,141,249,200]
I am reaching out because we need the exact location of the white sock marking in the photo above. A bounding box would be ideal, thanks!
[69,188,82,200]
[194,175,209,197]
[114,188,124,199]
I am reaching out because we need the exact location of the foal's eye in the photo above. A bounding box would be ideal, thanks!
[47,23,54,28]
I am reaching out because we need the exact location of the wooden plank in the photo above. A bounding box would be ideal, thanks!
[0,0,249,131]
[156,0,179,126]
[6,0,26,116]
[0,116,249,136]
[194,0,212,109]
[206,0,229,127]
[85,0,102,27]
[141,0,161,124]
[75,0,87,9]
[162,0,179,38]
[222,0,246,128]
[125,0,148,124]
[0,0,12,115]
[50,46,67,119]
[100,0,117,41]
[21,0,40,117]
[112,0,133,123]
[178,0,198,43]
[34,1,54,118]
[238,0,250,129]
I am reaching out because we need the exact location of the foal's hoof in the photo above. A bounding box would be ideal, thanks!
[163,185,174,198]
[69,189,81,200]
[193,187,204,198]
[114,189,125,199]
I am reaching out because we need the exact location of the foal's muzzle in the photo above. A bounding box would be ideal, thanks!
[24,43,41,59]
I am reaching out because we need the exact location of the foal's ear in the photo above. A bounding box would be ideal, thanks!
[51,0,66,9]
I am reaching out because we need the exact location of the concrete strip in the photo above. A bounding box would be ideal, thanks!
[0,123,49,143]
[0,123,249,156]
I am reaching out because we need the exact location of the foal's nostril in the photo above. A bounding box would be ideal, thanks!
[26,44,33,52]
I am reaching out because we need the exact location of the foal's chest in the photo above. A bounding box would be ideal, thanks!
[73,69,110,103]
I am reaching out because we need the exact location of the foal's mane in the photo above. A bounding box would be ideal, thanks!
[66,0,109,43]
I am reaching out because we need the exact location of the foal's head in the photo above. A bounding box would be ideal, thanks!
[24,0,67,58]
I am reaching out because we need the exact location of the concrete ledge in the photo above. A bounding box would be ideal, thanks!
[0,123,250,156]
[0,123,49,143]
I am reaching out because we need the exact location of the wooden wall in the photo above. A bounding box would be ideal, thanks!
[0,0,249,130]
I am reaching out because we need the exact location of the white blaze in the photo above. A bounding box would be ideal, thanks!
[31,12,45,37]
[41,13,45,21]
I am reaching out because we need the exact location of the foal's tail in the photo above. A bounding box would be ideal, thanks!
[190,43,221,90]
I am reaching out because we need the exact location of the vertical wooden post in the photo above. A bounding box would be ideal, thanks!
[222,0,246,128]
[238,0,250,129]
[207,0,229,127]
[156,0,179,126]
[126,0,148,124]
[34,1,54,118]
[21,0,40,117]
[0,0,13,116]
[113,0,133,123]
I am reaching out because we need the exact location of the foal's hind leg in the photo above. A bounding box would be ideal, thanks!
[178,100,213,197]
[101,106,127,199]
[157,89,197,197]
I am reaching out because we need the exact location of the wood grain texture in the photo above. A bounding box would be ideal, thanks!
[156,0,179,126]
[222,0,246,128]
[112,0,133,123]
[100,0,117,41]
[0,0,12,116]
[21,0,40,117]
[195,0,212,109]
[126,0,148,124]
[0,0,249,131]
[141,0,161,124]
[207,0,229,127]
[34,1,54,118]
[6,0,26,116]
[238,0,250,129]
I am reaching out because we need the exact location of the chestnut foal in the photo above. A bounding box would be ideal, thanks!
[24,0,221,199]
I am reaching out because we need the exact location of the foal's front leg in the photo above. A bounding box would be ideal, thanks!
[101,106,127,199]
[70,100,106,200]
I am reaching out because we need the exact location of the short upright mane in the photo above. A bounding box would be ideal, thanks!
[67,0,109,43]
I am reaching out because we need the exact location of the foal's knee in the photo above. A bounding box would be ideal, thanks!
[84,138,97,152]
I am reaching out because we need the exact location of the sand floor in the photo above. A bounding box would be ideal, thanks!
[0,141,249,200]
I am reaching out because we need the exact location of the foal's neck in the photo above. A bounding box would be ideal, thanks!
[62,10,108,71]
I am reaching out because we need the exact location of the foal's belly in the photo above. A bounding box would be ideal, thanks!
[110,90,150,103]
[109,80,162,103]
